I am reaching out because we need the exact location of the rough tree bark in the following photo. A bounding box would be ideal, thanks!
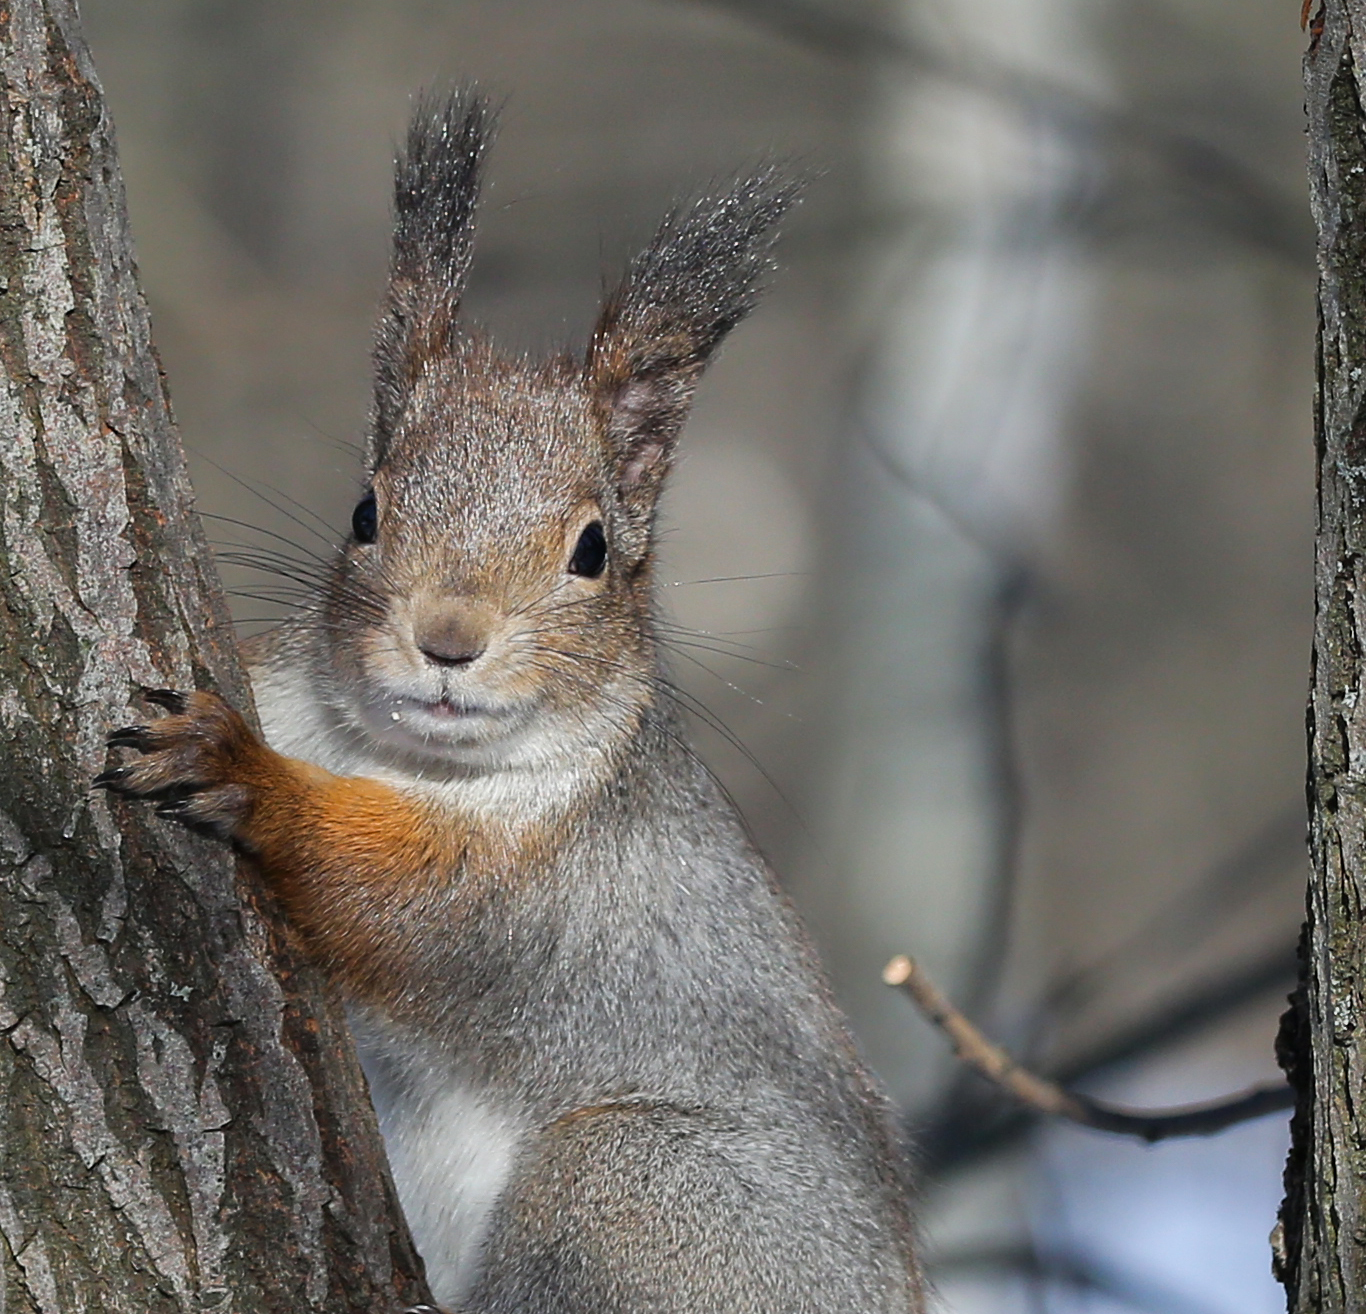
[1282,3,1366,1310]
[0,3,431,1310]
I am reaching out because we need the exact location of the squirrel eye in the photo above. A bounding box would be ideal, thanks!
[351,491,378,544]
[568,521,607,578]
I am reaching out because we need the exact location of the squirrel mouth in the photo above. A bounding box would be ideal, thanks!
[410,697,482,720]
[367,692,524,748]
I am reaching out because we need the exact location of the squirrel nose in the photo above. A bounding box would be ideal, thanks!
[420,643,484,668]
[413,614,487,668]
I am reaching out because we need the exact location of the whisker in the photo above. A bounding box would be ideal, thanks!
[296,412,365,459]
[202,513,334,564]
[188,445,339,548]
[524,640,804,826]
[661,572,806,587]
[656,632,800,673]
[659,645,802,719]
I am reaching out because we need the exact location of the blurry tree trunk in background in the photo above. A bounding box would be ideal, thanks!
[0,3,430,1310]
[1284,4,1366,1309]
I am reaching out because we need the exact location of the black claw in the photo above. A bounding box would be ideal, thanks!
[155,798,192,819]
[106,725,150,749]
[92,767,131,790]
[141,688,186,713]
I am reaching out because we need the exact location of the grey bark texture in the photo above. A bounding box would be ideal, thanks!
[1283,3,1366,1309]
[0,2,431,1310]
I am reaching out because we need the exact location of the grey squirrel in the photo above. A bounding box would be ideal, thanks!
[99,91,925,1312]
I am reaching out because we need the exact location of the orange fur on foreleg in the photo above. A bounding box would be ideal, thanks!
[98,689,465,999]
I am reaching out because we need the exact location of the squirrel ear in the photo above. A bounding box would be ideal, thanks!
[585,168,801,525]
[370,88,495,465]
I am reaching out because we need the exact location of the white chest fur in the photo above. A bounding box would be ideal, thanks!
[353,1017,523,1307]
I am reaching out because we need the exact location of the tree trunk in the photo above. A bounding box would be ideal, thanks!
[1283,4,1366,1310]
[0,3,431,1310]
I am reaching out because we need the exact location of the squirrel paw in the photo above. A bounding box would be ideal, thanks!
[96,689,259,838]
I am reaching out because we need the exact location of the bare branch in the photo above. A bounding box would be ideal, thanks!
[885,956,1292,1143]
[915,944,1295,1174]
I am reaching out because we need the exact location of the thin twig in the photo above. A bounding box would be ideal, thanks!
[916,945,1296,1173]
[884,955,1293,1143]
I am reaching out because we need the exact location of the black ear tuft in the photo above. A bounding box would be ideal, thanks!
[371,88,496,465]
[585,167,801,532]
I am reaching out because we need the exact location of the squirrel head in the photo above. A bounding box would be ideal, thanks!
[320,90,798,773]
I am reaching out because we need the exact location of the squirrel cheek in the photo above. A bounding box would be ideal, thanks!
[347,622,411,689]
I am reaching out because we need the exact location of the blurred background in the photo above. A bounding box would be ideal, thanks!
[80,1,1313,1310]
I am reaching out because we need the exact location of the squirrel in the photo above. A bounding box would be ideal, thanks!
[98,90,925,1313]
